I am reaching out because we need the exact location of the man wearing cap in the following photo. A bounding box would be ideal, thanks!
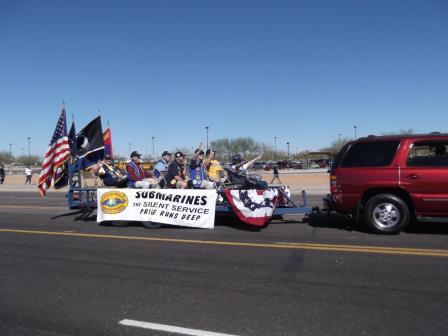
[126,151,151,188]
[189,148,214,189]
[165,151,189,189]
[153,151,172,179]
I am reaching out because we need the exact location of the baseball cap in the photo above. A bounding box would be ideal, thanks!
[232,154,242,164]
[174,151,185,158]
[162,150,172,157]
[130,151,142,158]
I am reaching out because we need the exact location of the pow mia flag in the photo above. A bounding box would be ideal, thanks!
[76,116,104,169]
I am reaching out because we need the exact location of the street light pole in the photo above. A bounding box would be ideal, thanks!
[274,136,277,160]
[205,126,209,151]
[9,143,12,158]
[27,137,31,165]
[354,126,357,140]
[152,136,155,160]
[287,142,290,159]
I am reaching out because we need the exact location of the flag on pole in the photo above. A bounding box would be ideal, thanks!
[103,128,113,160]
[76,116,104,169]
[68,121,77,156]
[38,107,71,196]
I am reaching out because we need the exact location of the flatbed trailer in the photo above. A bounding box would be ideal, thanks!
[67,160,314,224]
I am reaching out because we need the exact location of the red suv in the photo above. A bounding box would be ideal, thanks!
[325,133,448,233]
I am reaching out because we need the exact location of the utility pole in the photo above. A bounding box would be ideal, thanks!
[27,137,31,165]
[152,136,155,160]
[274,136,277,160]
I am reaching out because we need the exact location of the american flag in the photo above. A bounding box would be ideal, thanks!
[38,108,71,196]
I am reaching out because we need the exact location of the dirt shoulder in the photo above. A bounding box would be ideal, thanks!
[0,171,330,194]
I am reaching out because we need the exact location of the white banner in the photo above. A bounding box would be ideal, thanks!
[97,188,217,229]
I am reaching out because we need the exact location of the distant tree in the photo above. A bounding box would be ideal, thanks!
[210,137,261,162]
[0,151,13,164]
[320,136,351,154]
[380,129,414,136]
[15,155,41,167]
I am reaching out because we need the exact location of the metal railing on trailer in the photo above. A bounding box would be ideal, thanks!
[67,160,98,212]
[67,161,314,223]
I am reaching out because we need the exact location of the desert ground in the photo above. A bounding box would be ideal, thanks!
[0,170,330,194]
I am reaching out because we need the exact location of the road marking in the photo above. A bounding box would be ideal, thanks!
[119,319,241,336]
[0,228,447,258]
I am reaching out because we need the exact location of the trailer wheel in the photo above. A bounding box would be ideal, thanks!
[364,194,410,234]
[141,221,162,229]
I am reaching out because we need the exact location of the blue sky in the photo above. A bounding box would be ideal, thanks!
[1,0,447,158]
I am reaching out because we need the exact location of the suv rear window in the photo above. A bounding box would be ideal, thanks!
[407,141,448,167]
[340,141,400,167]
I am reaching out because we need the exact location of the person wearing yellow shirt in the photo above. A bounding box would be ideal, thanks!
[203,149,224,182]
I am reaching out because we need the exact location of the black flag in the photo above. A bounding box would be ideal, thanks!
[76,116,104,169]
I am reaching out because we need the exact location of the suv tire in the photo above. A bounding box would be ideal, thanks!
[364,194,410,234]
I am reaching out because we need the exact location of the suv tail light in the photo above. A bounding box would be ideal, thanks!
[330,174,338,193]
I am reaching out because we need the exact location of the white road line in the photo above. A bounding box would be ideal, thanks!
[119,319,242,336]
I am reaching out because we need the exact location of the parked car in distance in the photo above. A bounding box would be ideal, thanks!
[290,161,303,169]
[325,133,448,234]
[252,161,266,170]
[264,162,274,171]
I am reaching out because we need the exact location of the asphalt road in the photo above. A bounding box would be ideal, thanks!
[0,192,447,336]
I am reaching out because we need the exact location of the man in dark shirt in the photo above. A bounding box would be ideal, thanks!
[165,151,189,189]
[0,164,5,184]
[270,165,282,184]
[98,159,128,187]
[189,148,214,189]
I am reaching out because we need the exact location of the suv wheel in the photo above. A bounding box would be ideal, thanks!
[364,194,410,234]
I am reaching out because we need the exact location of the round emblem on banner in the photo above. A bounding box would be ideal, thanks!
[100,191,128,214]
